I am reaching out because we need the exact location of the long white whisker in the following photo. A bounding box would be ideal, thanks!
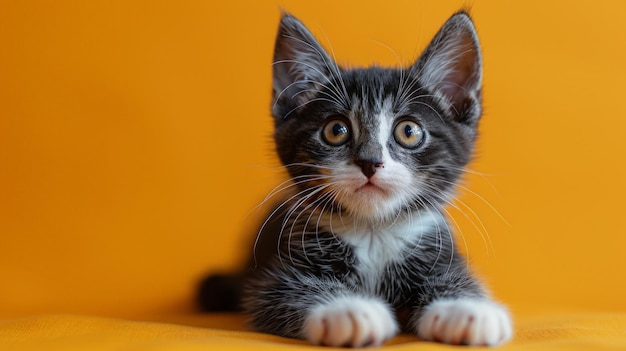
[437,178,511,227]
[253,181,330,268]
[419,181,492,260]
[282,97,341,119]
[274,33,350,108]
[248,174,335,219]
[313,29,351,108]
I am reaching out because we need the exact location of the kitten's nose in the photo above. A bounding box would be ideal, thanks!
[355,159,384,178]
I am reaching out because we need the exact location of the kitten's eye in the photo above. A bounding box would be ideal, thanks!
[394,120,424,148]
[322,119,351,146]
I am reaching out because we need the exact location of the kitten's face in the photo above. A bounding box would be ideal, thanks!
[271,14,482,224]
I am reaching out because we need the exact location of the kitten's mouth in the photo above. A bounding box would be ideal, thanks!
[356,180,386,194]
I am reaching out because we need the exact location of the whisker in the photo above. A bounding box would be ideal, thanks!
[316,28,351,107]
[437,178,511,227]
[253,181,329,268]
[249,174,335,218]
[274,33,350,108]
[418,194,455,273]
[282,97,342,120]
[272,57,344,104]
[419,181,489,255]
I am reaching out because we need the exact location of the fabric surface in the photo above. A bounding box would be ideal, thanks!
[1,313,624,350]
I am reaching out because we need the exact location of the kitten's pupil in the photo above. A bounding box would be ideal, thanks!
[333,123,347,136]
[404,125,414,137]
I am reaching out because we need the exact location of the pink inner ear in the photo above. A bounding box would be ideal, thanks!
[438,36,480,111]
[439,80,466,111]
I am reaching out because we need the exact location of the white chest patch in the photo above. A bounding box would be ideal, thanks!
[326,211,441,291]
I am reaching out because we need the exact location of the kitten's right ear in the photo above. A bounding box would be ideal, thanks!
[272,13,336,120]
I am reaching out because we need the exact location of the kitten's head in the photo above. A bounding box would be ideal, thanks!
[271,12,482,224]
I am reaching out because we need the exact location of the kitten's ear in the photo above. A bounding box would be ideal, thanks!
[272,13,335,119]
[412,12,482,123]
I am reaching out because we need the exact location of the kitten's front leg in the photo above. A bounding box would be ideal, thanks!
[304,295,398,347]
[417,298,512,346]
[410,272,513,346]
[245,271,398,348]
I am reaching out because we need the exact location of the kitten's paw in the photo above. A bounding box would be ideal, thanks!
[417,298,512,347]
[304,296,398,347]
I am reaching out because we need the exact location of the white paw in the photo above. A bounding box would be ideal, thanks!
[303,296,398,347]
[417,298,512,346]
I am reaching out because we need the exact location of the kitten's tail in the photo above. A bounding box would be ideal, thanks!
[197,273,244,312]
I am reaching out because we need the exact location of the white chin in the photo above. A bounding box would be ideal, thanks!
[341,188,401,221]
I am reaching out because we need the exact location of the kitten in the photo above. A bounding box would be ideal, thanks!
[199,11,512,347]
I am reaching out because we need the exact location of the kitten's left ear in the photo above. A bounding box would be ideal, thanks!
[412,11,482,123]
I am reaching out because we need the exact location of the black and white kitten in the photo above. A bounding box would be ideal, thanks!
[199,11,512,347]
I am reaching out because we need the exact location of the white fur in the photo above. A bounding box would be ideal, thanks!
[303,295,398,347]
[331,210,440,291]
[417,298,513,346]
[376,105,394,154]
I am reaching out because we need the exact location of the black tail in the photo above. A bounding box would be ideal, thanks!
[197,273,244,312]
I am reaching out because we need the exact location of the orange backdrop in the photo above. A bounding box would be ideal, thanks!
[1,0,625,318]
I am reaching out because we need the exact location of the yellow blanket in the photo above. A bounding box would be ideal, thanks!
[1,313,624,350]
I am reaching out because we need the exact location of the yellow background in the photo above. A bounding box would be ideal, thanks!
[1,0,625,319]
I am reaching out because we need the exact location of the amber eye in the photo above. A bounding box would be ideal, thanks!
[322,119,351,146]
[394,120,424,148]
